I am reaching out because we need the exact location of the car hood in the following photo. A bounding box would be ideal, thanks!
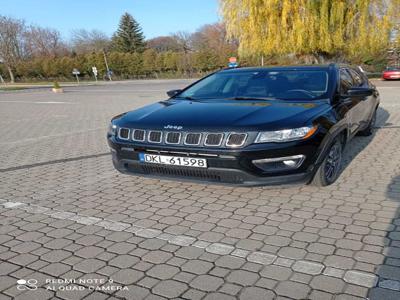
[117,99,331,131]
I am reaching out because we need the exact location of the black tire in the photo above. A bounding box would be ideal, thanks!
[312,138,343,186]
[358,109,377,136]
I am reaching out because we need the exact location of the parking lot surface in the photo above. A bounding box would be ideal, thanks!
[0,79,399,300]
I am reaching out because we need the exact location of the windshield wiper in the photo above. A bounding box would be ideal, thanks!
[226,96,278,101]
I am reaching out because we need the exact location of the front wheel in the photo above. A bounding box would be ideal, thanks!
[312,139,343,186]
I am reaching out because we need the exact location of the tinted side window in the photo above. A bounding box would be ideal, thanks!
[340,69,353,94]
[348,69,365,87]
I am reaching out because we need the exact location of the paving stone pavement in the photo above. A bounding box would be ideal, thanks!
[0,79,399,300]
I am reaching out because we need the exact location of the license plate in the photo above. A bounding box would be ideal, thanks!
[139,153,207,168]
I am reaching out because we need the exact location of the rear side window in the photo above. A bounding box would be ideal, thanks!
[348,69,365,87]
[340,69,354,94]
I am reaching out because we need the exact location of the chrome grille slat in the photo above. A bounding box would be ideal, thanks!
[118,128,130,140]
[184,133,201,145]
[132,129,145,141]
[148,131,162,143]
[166,132,181,144]
[123,129,248,147]
[204,133,223,146]
[226,133,247,147]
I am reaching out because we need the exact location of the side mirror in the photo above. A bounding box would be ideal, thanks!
[347,87,373,97]
[167,89,182,98]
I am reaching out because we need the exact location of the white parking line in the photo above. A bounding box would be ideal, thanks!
[0,127,105,145]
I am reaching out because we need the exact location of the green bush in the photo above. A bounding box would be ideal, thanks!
[10,50,228,82]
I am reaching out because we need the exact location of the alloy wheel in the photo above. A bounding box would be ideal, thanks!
[324,142,342,182]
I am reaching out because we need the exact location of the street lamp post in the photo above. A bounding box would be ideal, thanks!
[103,49,112,81]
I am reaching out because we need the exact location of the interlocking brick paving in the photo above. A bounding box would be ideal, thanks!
[0,79,399,299]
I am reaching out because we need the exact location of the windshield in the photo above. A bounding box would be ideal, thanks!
[176,70,330,100]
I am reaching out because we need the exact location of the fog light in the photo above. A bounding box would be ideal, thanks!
[252,155,305,172]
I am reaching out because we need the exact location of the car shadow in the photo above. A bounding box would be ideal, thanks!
[367,175,400,299]
[338,107,390,177]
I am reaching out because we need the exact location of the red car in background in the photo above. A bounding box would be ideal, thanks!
[382,66,400,80]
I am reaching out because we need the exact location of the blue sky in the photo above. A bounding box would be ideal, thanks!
[0,0,220,40]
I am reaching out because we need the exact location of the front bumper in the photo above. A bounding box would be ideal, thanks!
[383,74,400,80]
[112,154,312,186]
[108,136,320,186]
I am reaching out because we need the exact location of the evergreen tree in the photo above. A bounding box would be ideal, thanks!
[111,12,145,53]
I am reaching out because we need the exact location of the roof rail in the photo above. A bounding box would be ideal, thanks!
[357,65,366,73]
[223,66,242,70]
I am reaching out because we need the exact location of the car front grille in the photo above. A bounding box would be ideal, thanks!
[126,163,244,183]
[166,132,181,144]
[205,133,223,146]
[185,133,201,145]
[226,133,247,147]
[148,131,162,143]
[118,128,130,140]
[141,165,221,181]
[117,128,248,148]
[132,129,145,141]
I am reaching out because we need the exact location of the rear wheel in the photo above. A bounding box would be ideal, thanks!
[312,139,343,186]
[358,109,377,136]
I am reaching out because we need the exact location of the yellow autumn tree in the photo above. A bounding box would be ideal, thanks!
[389,0,400,65]
[221,0,400,63]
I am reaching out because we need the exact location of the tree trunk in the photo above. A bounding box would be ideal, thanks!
[7,65,15,83]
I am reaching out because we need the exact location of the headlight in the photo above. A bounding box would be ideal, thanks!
[255,126,317,143]
[107,123,117,136]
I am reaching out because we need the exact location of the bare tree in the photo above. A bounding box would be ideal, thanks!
[147,36,181,52]
[172,31,193,53]
[71,29,110,53]
[0,16,26,83]
[191,23,238,52]
[25,26,65,57]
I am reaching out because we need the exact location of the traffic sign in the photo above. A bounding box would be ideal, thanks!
[228,57,238,68]
[72,68,80,84]
[92,66,98,83]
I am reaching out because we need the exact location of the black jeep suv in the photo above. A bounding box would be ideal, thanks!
[107,64,379,186]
